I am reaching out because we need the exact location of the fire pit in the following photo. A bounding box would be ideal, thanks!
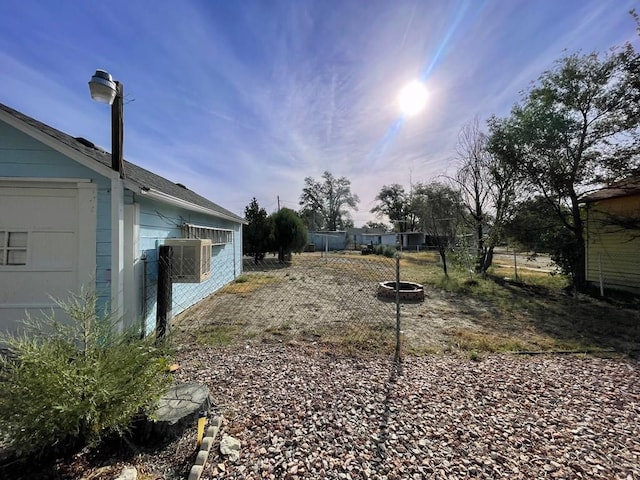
[377,281,424,301]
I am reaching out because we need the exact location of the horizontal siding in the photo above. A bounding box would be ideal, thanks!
[137,197,242,334]
[0,119,112,310]
[310,232,346,250]
[586,201,640,293]
[1,118,244,333]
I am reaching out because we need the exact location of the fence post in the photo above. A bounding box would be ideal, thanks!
[156,245,173,342]
[394,253,402,374]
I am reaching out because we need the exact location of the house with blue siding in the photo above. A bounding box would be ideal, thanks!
[0,102,245,335]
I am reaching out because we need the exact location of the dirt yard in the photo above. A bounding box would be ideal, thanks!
[175,252,640,355]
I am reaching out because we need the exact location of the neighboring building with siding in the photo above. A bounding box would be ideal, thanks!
[347,228,397,249]
[308,231,347,251]
[0,102,245,335]
[582,177,640,294]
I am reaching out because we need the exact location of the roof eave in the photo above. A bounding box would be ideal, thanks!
[139,188,247,224]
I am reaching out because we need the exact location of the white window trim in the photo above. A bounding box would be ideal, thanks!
[182,223,233,245]
[0,230,29,266]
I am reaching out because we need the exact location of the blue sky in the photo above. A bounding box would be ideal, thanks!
[1,0,638,225]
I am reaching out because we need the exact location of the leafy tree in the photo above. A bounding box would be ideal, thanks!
[488,46,640,289]
[371,184,414,232]
[243,198,272,263]
[504,196,579,276]
[453,119,519,274]
[299,171,360,230]
[270,208,308,262]
[363,221,391,232]
[413,182,464,275]
[298,208,323,231]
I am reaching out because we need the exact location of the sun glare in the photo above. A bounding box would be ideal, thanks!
[398,80,428,116]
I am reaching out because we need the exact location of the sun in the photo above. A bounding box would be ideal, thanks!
[397,80,428,116]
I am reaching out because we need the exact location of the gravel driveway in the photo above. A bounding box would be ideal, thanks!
[51,253,639,479]
[154,343,640,480]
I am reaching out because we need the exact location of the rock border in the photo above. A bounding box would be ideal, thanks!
[187,416,223,480]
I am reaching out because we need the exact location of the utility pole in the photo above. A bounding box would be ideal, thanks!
[277,195,280,211]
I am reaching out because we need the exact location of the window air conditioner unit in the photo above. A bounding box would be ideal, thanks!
[163,239,212,283]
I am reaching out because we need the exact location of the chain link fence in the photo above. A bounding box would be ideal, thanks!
[140,243,240,337]
[170,251,414,363]
[146,243,557,362]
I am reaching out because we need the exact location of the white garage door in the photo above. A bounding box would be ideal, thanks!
[0,180,96,334]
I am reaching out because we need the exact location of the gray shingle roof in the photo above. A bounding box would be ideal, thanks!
[0,102,245,223]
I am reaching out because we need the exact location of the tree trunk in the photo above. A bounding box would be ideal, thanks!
[439,246,448,276]
[475,220,484,271]
[480,245,494,275]
[571,195,587,292]
[573,233,587,292]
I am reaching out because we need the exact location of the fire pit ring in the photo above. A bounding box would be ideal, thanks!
[377,281,424,301]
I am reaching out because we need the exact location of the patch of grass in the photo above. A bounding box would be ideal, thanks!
[488,265,570,289]
[448,327,595,353]
[450,328,530,353]
[399,252,571,296]
[399,254,474,292]
[468,351,482,361]
[400,251,441,266]
[296,253,397,283]
[195,324,243,346]
[220,274,282,294]
[264,321,293,337]
[312,322,396,354]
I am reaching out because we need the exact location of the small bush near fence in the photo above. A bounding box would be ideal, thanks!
[373,245,398,258]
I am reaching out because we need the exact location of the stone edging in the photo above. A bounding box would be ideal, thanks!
[188,416,223,480]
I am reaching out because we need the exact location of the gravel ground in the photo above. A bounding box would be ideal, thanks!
[136,343,640,480]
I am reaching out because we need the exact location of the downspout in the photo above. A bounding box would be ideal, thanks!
[233,230,237,278]
[141,251,147,338]
[110,173,125,331]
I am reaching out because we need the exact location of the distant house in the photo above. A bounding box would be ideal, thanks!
[399,232,427,250]
[347,228,397,249]
[308,228,398,251]
[0,102,245,335]
[582,177,640,294]
[308,231,347,251]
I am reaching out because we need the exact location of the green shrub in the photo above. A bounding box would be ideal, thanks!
[383,246,397,258]
[0,290,171,458]
[372,245,396,258]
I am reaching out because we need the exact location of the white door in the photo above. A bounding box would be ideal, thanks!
[0,180,96,334]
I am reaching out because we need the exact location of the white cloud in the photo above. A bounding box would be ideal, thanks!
[1,0,638,224]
